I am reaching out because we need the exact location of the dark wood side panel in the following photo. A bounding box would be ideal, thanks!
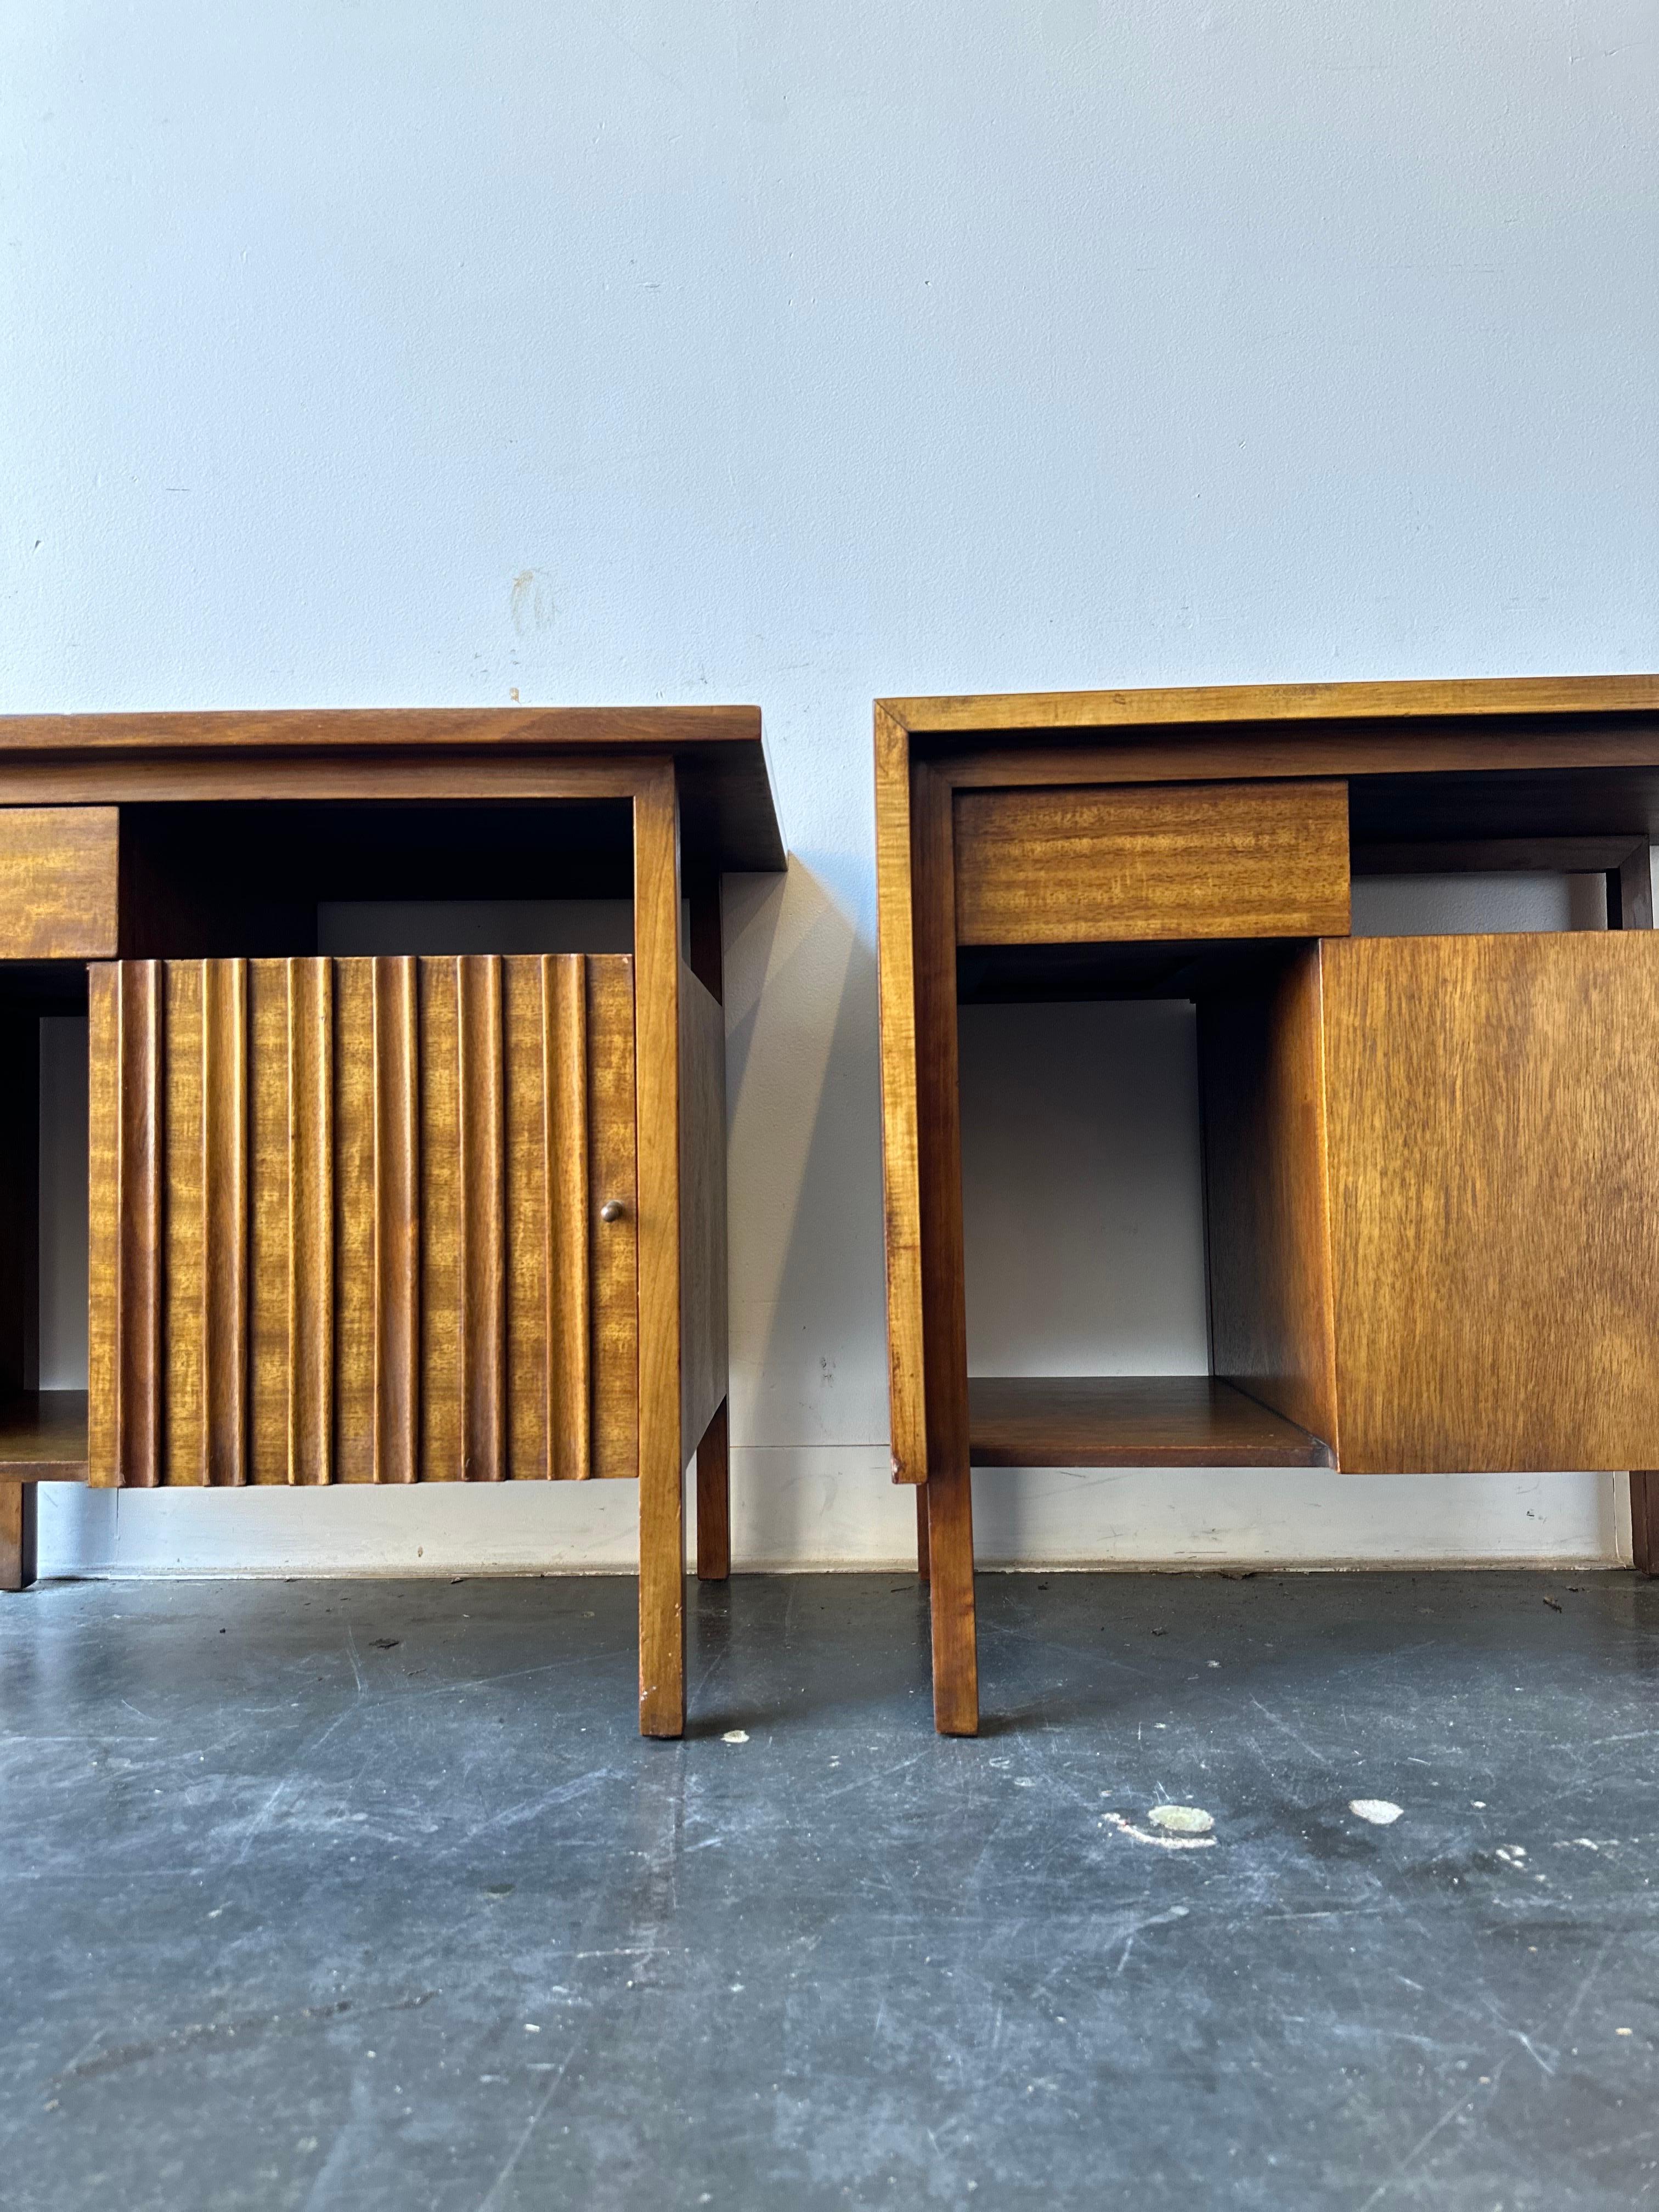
[1322,933,1659,1472]
[1200,945,1340,1457]
[953,779,1351,947]
[678,962,727,1465]
[912,761,978,1736]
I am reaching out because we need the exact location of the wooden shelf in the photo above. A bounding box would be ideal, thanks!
[0,1392,89,1480]
[967,1376,1334,1470]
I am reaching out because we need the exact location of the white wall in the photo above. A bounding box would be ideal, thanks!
[5,2,1654,1576]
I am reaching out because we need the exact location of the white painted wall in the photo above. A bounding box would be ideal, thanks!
[5,3,1654,1576]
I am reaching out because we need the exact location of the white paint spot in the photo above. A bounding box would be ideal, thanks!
[721,1729,749,1745]
[524,2023,540,2033]
[1148,1804,1214,1836]
[1350,1799,1403,1826]
[1103,1811,1216,1853]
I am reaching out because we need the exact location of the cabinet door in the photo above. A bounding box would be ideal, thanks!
[87,955,637,1487]
[1321,932,1659,1472]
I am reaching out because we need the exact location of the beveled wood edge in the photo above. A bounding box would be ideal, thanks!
[0,706,761,753]
[879,673,1659,737]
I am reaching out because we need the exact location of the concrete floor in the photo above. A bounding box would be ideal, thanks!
[2,1570,1657,2209]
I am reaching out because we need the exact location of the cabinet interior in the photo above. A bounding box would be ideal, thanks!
[957,840,1631,1474]
[1,798,648,1483]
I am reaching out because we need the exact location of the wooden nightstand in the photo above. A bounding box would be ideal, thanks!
[874,676,1659,1735]
[0,708,784,1740]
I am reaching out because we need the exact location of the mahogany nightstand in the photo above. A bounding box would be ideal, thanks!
[0,707,783,1739]
[874,676,1659,1734]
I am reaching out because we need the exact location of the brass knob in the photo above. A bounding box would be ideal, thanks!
[600,1199,626,1222]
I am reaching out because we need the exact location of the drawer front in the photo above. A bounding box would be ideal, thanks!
[1321,931,1659,1472]
[953,779,1350,944]
[0,806,119,958]
[87,955,637,1487]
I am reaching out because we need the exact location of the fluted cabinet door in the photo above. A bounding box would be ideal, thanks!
[88,955,637,1487]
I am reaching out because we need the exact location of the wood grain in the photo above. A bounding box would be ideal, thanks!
[201,960,248,1485]
[0,714,785,873]
[1200,946,1340,1455]
[373,958,420,1484]
[0,1481,35,1593]
[1607,845,1656,1566]
[937,737,1659,815]
[1322,933,1659,1472]
[0,806,119,958]
[458,958,505,1479]
[968,1376,1334,1469]
[88,954,641,1490]
[0,1392,89,1477]
[874,704,929,1486]
[953,779,1350,946]
[586,957,640,1482]
[633,771,686,1737]
[88,962,161,1488]
[288,961,334,1484]
[885,673,1659,735]
[333,960,377,1482]
[533,957,588,1478]
[911,761,977,1736]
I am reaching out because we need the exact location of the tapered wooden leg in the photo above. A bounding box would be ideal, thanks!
[925,1462,978,1735]
[1,1482,37,1594]
[695,1398,730,1582]
[639,1456,685,1738]
[1633,1471,1659,1576]
[915,1485,930,1581]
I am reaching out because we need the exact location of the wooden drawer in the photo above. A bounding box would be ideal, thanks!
[87,955,638,1487]
[953,779,1350,945]
[0,807,119,957]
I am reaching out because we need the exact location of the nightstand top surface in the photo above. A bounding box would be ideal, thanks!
[0,706,783,874]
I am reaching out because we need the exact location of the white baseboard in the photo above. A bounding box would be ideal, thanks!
[30,1451,1629,1578]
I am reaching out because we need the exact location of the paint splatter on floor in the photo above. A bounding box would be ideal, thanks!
[1350,1798,1403,1826]
[1104,1808,1217,1852]
[1148,1804,1215,1836]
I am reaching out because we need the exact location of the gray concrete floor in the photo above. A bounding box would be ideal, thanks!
[2,1570,1658,2209]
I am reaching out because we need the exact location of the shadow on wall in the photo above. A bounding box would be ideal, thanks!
[723,856,890,1558]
